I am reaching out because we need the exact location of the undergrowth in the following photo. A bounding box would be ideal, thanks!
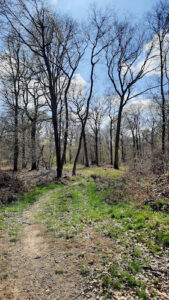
[0,183,62,234]
[33,168,168,299]
[0,166,168,299]
[34,176,168,252]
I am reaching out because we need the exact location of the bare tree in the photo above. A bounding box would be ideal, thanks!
[89,98,105,166]
[70,83,90,168]
[104,17,155,169]
[104,94,119,165]
[21,64,47,170]
[125,105,144,161]
[147,0,169,156]
[3,0,86,177]
[0,35,25,171]
[142,103,159,153]
[20,110,28,169]
[71,8,110,175]
[71,88,91,174]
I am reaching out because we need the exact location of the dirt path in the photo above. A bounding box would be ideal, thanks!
[1,179,168,300]
[0,187,83,299]
[0,186,115,300]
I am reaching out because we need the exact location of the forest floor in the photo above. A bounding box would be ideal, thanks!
[0,166,168,300]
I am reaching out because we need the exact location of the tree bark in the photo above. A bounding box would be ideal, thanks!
[95,128,99,166]
[31,120,37,170]
[13,105,19,171]
[72,129,84,176]
[69,144,72,164]
[43,48,63,178]
[52,112,62,178]
[160,40,166,155]
[72,49,95,176]
[132,132,136,160]
[121,134,125,163]
[22,127,26,169]
[83,130,89,167]
[110,119,113,165]
[114,104,123,169]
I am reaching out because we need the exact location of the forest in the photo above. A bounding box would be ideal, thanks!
[0,0,168,299]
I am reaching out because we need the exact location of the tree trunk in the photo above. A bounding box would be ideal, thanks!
[51,98,68,178]
[22,127,26,169]
[162,102,166,154]
[54,127,62,178]
[110,119,113,165]
[160,40,166,155]
[72,56,95,175]
[44,53,64,178]
[121,134,125,163]
[136,128,139,153]
[114,104,123,170]
[69,146,72,164]
[52,108,62,178]
[151,126,155,152]
[61,95,69,172]
[99,135,102,164]
[83,130,89,167]
[167,118,169,155]
[31,120,37,170]
[132,132,136,160]
[13,105,19,171]
[95,129,99,166]
[72,129,83,176]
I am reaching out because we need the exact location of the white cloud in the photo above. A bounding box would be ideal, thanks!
[125,98,153,111]
[73,73,86,88]
[134,32,169,77]
[50,0,58,5]
[68,73,86,100]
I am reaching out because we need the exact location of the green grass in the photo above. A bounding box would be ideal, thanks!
[0,167,168,299]
[55,269,65,275]
[79,265,90,275]
[9,238,18,243]
[35,180,119,237]
[101,259,146,297]
[63,164,124,179]
[102,274,112,288]
[128,259,141,275]
[137,288,148,299]
[80,167,124,179]
[31,175,169,253]
[31,172,168,299]
[0,183,62,234]
[8,231,18,236]
[0,183,61,213]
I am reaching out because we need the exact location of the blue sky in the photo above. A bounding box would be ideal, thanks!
[52,0,156,21]
[49,0,157,98]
